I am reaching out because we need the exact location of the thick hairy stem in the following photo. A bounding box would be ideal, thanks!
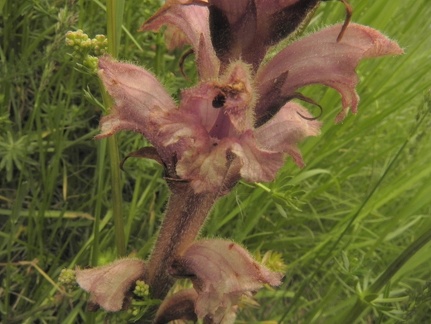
[145,182,220,300]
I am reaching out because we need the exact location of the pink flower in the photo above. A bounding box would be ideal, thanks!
[75,259,145,312]
[96,0,402,194]
[168,239,283,322]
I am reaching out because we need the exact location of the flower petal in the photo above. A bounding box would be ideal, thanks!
[170,239,283,322]
[176,138,235,193]
[97,57,212,173]
[142,1,219,79]
[231,130,285,182]
[76,259,146,312]
[218,61,256,133]
[256,23,403,122]
[179,61,256,137]
[96,56,176,141]
[176,132,283,192]
[176,132,284,192]
[254,102,321,167]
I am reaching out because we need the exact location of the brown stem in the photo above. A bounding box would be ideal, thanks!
[145,182,220,300]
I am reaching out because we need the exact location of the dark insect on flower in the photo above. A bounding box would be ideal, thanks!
[212,93,226,108]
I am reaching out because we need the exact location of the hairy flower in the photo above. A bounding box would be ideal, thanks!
[76,259,146,312]
[169,239,283,322]
[96,1,402,195]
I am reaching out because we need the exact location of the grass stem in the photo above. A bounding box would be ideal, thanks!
[104,0,126,257]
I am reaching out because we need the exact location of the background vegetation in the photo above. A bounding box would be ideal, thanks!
[1,0,430,323]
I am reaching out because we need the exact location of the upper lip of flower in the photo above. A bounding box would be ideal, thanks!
[97,1,403,193]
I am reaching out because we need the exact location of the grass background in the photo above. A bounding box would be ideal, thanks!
[1,0,431,323]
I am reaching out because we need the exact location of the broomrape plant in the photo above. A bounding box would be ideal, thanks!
[72,0,402,322]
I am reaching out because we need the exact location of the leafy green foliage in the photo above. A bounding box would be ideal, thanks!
[1,0,430,323]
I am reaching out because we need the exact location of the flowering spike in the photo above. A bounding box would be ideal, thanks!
[84,2,404,322]
[97,4,401,193]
